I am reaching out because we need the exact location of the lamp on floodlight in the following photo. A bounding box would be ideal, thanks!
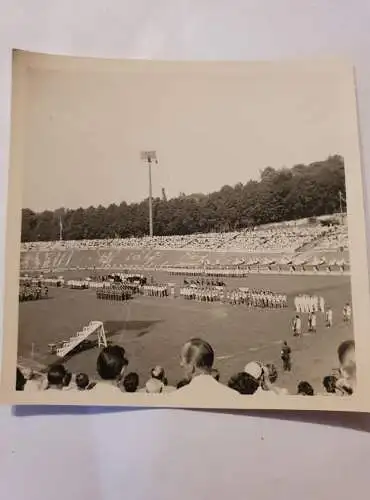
[141,151,158,237]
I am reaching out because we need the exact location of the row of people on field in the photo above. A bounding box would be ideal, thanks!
[180,286,288,308]
[19,284,49,302]
[16,337,356,398]
[183,278,226,287]
[96,288,133,301]
[141,285,169,297]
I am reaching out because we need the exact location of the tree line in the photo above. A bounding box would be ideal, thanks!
[21,155,346,242]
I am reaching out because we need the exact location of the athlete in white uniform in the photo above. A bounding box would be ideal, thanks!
[326,308,333,327]
[320,296,325,313]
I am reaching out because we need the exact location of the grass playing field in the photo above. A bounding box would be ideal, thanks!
[17,272,353,394]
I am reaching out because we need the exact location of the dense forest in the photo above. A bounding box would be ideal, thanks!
[21,155,346,242]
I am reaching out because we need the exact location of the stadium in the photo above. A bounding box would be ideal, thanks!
[17,191,353,396]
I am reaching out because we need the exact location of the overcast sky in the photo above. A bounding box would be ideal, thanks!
[20,56,352,212]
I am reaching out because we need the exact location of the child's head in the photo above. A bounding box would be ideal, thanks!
[75,372,89,390]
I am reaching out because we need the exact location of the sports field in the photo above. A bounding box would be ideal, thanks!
[17,272,353,394]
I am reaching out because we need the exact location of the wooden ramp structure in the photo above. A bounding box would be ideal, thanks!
[54,321,107,358]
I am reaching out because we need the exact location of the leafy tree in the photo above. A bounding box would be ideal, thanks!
[21,155,346,241]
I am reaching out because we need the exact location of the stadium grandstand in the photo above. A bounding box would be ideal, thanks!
[20,214,349,274]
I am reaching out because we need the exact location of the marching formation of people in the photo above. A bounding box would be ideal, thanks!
[20,275,64,287]
[19,283,49,302]
[16,337,356,398]
[96,287,133,301]
[180,286,288,308]
[141,284,169,298]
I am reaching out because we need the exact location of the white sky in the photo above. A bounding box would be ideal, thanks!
[21,56,351,211]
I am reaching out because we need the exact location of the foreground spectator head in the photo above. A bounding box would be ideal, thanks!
[323,375,337,394]
[47,364,67,389]
[22,367,34,381]
[97,345,128,381]
[16,368,26,391]
[76,373,90,390]
[151,366,165,382]
[297,381,314,396]
[243,361,263,383]
[180,338,215,379]
[64,371,72,388]
[123,372,139,393]
[145,378,164,394]
[337,340,356,379]
[228,372,259,395]
[176,379,190,389]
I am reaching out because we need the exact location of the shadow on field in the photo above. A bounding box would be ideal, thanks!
[12,406,370,433]
[57,319,162,361]
[104,319,162,335]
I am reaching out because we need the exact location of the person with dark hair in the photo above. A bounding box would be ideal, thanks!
[336,339,356,394]
[92,345,129,395]
[228,372,259,395]
[176,379,190,389]
[46,364,68,391]
[322,375,337,394]
[151,366,166,383]
[173,338,236,397]
[63,371,73,390]
[75,373,90,391]
[122,372,139,393]
[16,367,26,391]
[297,381,314,396]
[265,363,278,384]
[211,368,220,381]
[281,341,292,371]
[263,363,289,395]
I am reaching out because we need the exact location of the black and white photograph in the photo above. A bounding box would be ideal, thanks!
[2,51,369,409]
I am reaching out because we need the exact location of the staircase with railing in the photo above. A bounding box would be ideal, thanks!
[56,321,106,358]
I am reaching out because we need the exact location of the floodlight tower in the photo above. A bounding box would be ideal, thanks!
[339,190,347,225]
[59,215,63,241]
[140,151,158,237]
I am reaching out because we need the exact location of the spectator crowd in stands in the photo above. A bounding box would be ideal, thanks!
[21,222,348,254]
[16,337,356,398]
